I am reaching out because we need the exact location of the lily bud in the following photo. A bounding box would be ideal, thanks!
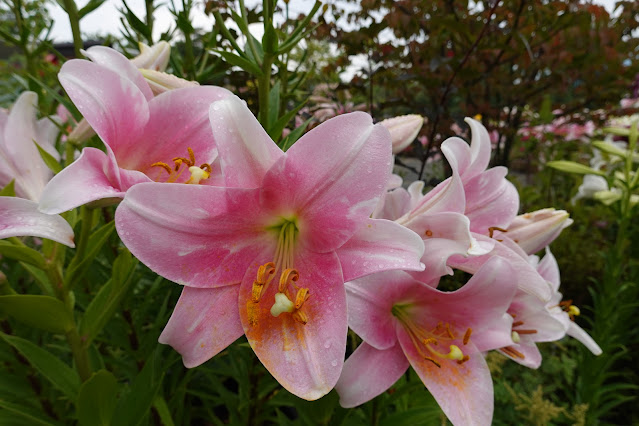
[139,69,199,96]
[130,41,171,72]
[505,208,573,255]
[379,114,424,154]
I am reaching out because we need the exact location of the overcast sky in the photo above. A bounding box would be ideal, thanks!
[47,0,620,43]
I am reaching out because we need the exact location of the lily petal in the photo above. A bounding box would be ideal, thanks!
[397,327,494,426]
[0,197,74,247]
[335,342,409,408]
[4,92,51,201]
[404,212,475,283]
[116,183,271,288]
[239,250,347,400]
[38,147,136,214]
[262,112,391,252]
[337,218,424,282]
[345,271,415,351]
[566,322,602,356]
[464,167,519,234]
[449,234,553,302]
[159,285,244,367]
[82,45,154,100]
[59,59,149,155]
[119,86,232,175]
[209,97,283,188]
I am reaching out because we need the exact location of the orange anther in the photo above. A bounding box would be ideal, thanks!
[292,310,308,325]
[150,162,172,174]
[463,328,472,345]
[457,355,470,365]
[423,337,438,346]
[488,226,508,238]
[294,288,310,310]
[278,268,299,292]
[516,329,538,335]
[512,321,524,327]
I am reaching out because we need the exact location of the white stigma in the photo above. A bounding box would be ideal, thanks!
[511,331,521,343]
[270,292,295,317]
[187,166,210,184]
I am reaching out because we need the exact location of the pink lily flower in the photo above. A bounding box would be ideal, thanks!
[336,257,517,425]
[535,249,602,355]
[0,92,74,247]
[498,288,566,368]
[115,96,425,400]
[442,118,519,235]
[449,235,553,301]
[373,136,490,285]
[38,46,232,214]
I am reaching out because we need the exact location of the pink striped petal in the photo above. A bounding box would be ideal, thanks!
[118,86,232,174]
[0,197,74,247]
[59,60,149,155]
[262,112,391,252]
[116,183,271,288]
[404,212,474,283]
[38,148,141,214]
[335,342,409,407]
[159,285,244,367]
[208,97,283,188]
[82,46,153,100]
[239,250,347,400]
[449,235,552,302]
[337,218,424,282]
[397,327,494,426]
[345,271,415,351]
[464,168,519,234]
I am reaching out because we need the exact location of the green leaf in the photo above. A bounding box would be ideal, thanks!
[79,250,138,346]
[121,0,152,41]
[280,1,321,53]
[0,241,46,269]
[65,221,116,289]
[269,99,308,141]
[0,332,80,399]
[77,370,118,426]
[279,117,312,151]
[152,396,175,426]
[0,399,57,425]
[546,161,607,176]
[78,0,106,19]
[116,350,165,426]
[0,295,74,333]
[0,180,15,196]
[211,50,263,76]
[33,141,62,174]
[27,76,82,123]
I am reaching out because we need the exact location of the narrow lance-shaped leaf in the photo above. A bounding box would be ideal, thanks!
[0,332,80,399]
[34,140,62,174]
[0,295,74,333]
[77,370,118,426]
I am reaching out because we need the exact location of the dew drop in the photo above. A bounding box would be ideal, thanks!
[331,359,338,367]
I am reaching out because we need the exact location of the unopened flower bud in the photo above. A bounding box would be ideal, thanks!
[130,41,171,72]
[506,208,573,255]
[379,114,424,154]
[139,69,199,96]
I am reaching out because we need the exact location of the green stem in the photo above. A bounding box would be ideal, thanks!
[0,272,16,295]
[46,259,92,382]
[66,328,92,381]
[62,0,83,57]
[257,54,273,126]
[145,0,155,40]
